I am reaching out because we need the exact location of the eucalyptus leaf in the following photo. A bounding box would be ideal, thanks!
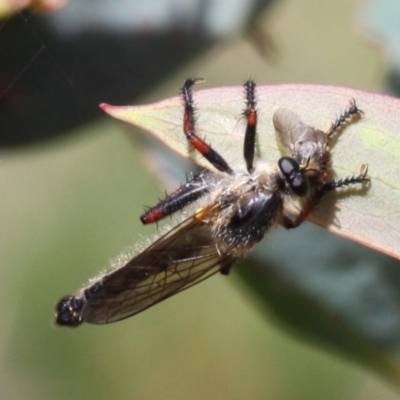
[101,83,400,260]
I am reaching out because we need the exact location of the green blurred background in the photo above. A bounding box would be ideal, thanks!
[1,0,400,399]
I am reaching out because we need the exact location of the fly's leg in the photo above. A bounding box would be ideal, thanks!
[181,78,233,174]
[317,164,370,195]
[281,164,369,229]
[317,99,364,183]
[141,77,234,225]
[243,80,258,173]
[141,79,260,224]
[280,198,319,229]
[326,99,363,139]
[140,172,210,224]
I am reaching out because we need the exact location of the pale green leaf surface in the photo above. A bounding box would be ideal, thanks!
[101,84,400,260]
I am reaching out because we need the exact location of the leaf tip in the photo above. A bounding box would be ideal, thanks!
[99,103,113,113]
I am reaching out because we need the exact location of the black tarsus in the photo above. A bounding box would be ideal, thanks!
[243,80,258,173]
[317,164,370,197]
[326,98,363,138]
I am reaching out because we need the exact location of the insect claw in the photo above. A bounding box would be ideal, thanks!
[359,163,370,181]
[184,77,205,88]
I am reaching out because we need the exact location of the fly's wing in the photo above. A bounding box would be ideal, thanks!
[273,107,303,156]
[273,108,328,162]
[56,210,236,326]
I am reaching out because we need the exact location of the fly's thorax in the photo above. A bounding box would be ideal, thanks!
[203,166,284,255]
[295,139,326,166]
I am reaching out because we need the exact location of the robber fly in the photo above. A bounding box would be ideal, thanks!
[55,79,369,327]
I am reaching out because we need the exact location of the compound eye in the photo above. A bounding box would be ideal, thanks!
[278,157,298,178]
[291,175,309,197]
[278,157,309,197]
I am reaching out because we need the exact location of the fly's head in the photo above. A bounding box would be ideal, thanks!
[277,156,310,198]
[273,108,329,186]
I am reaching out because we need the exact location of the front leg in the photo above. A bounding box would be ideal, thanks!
[281,164,369,229]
